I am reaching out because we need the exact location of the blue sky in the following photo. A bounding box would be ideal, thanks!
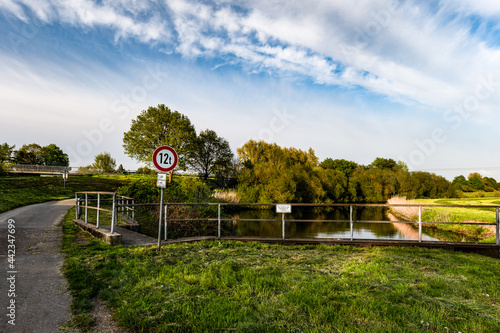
[1,0,500,180]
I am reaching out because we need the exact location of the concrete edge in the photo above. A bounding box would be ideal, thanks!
[73,219,121,246]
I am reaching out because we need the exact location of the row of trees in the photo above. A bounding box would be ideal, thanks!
[452,173,499,192]
[122,104,497,203]
[0,143,69,166]
[236,140,456,203]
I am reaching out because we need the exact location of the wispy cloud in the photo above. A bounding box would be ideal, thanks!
[2,0,500,149]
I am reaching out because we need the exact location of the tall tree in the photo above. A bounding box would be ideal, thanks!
[188,129,233,179]
[91,152,116,174]
[13,143,42,165]
[40,144,69,166]
[369,157,398,171]
[0,143,15,163]
[123,104,196,170]
[320,158,359,178]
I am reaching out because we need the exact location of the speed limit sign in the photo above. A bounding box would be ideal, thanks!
[152,146,178,172]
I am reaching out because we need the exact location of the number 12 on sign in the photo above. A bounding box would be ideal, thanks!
[158,153,173,165]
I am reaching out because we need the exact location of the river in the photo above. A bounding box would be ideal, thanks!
[232,206,438,241]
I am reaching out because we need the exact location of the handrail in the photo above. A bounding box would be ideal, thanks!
[75,192,135,233]
[153,202,500,245]
[73,197,500,247]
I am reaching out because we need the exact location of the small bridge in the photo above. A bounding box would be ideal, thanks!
[4,164,70,175]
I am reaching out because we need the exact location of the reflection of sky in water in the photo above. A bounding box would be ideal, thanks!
[314,228,438,241]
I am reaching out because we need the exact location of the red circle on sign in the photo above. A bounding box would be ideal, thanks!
[152,146,178,172]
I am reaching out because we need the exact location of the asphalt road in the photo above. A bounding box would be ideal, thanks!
[0,199,76,333]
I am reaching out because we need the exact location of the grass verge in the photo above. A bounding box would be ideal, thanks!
[417,198,499,243]
[62,209,500,333]
[0,174,132,214]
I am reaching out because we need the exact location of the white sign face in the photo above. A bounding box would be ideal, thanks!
[276,204,292,214]
[157,173,167,188]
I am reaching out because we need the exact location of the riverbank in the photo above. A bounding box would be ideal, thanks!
[388,197,498,243]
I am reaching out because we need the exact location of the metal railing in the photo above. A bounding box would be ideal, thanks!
[75,192,135,233]
[152,202,500,245]
[4,164,70,173]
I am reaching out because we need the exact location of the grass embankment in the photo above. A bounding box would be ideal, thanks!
[62,209,500,333]
[417,197,499,243]
[389,197,499,243]
[0,174,132,214]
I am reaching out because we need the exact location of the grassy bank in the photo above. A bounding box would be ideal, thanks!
[416,198,499,243]
[0,174,132,214]
[388,197,499,243]
[62,209,500,333]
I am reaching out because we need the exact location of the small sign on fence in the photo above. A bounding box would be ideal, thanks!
[276,204,292,214]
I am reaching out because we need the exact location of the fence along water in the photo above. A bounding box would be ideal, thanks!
[73,194,500,248]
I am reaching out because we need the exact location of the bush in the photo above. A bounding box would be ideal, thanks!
[117,176,234,238]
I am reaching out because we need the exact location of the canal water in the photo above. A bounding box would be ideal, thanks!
[232,206,438,241]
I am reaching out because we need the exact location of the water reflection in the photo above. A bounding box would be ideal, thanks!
[233,207,437,241]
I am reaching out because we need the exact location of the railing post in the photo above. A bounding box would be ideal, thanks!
[164,204,168,241]
[418,206,422,242]
[96,193,100,229]
[126,199,130,217]
[85,193,88,224]
[75,193,78,219]
[282,213,285,239]
[218,204,221,239]
[496,207,499,246]
[350,205,353,241]
[132,199,135,224]
[111,193,116,234]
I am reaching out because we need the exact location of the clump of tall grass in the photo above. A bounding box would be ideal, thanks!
[387,196,423,221]
[213,189,240,203]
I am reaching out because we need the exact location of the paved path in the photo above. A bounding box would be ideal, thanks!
[0,199,75,333]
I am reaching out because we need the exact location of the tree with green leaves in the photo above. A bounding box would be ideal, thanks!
[123,104,196,170]
[369,157,398,171]
[187,129,233,180]
[320,158,359,178]
[91,152,116,174]
[237,140,321,203]
[13,143,42,165]
[0,143,15,164]
[468,172,484,191]
[40,144,69,166]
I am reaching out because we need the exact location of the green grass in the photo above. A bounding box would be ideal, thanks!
[0,174,133,214]
[62,209,500,333]
[416,198,499,243]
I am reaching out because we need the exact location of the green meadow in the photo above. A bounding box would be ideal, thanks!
[62,208,500,333]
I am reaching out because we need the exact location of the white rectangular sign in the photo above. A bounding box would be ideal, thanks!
[157,173,167,188]
[276,204,292,214]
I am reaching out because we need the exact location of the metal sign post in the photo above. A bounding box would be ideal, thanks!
[153,146,178,250]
